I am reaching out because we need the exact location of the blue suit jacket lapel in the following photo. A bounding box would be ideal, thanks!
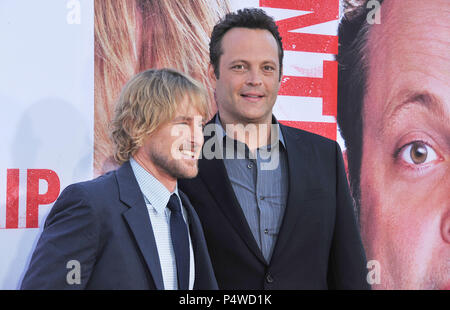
[116,161,165,290]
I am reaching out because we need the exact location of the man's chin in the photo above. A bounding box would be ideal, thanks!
[179,169,199,179]
[169,163,199,180]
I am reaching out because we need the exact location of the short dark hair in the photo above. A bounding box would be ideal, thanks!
[336,0,384,218]
[209,8,284,80]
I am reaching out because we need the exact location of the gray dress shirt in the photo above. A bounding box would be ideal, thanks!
[214,115,289,262]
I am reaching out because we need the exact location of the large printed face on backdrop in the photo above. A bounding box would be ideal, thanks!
[359,0,450,289]
[134,96,204,188]
[209,28,281,126]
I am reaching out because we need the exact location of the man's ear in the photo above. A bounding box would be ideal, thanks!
[208,63,219,115]
[208,63,217,87]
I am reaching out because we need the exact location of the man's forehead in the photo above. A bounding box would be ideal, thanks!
[365,0,450,115]
[173,99,205,120]
[221,27,279,53]
[368,0,450,50]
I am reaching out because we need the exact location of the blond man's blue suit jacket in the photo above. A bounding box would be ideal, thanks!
[21,161,217,290]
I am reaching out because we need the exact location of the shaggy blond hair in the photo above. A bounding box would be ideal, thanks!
[94,0,230,175]
[110,68,208,165]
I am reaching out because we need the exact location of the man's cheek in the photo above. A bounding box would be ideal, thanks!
[359,165,394,254]
[170,127,191,159]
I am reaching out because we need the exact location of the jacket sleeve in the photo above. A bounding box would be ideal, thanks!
[327,142,371,289]
[20,184,100,290]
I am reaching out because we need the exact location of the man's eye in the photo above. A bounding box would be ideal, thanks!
[232,65,245,70]
[263,65,275,71]
[399,141,438,165]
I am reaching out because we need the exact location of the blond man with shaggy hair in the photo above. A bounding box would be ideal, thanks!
[21,69,217,290]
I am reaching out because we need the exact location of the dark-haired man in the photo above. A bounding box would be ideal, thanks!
[179,8,369,289]
[337,0,450,289]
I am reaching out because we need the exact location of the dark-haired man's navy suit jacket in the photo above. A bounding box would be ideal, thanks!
[21,162,217,290]
[179,118,369,289]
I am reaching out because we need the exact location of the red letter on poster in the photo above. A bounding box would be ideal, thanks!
[279,61,337,116]
[6,169,19,229]
[260,0,339,139]
[260,0,338,54]
[26,169,60,228]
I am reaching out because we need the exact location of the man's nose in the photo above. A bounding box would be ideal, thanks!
[191,123,204,147]
[246,69,263,86]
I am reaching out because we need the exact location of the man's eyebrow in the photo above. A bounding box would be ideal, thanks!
[382,90,446,131]
[229,59,277,65]
[229,59,247,64]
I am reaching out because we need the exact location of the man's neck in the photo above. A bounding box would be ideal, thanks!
[132,152,177,193]
[218,114,272,152]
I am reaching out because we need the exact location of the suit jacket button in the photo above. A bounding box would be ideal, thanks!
[266,274,274,283]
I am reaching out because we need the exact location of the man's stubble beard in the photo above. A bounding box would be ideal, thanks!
[149,148,199,180]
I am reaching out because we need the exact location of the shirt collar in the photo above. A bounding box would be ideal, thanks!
[130,157,180,215]
[214,113,286,148]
